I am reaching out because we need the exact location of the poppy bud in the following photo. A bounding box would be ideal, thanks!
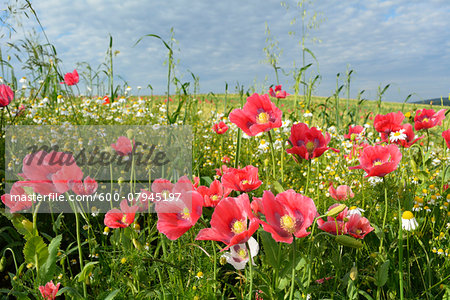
[335,235,363,249]
[326,204,347,218]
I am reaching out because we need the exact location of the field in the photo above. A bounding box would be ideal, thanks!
[1,2,450,300]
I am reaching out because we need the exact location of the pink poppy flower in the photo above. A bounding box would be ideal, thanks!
[259,190,317,243]
[343,125,365,141]
[443,129,450,149]
[345,214,374,239]
[1,182,33,213]
[0,84,14,107]
[349,144,402,177]
[213,121,228,134]
[69,176,98,195]
[329,183,354,201]
[221,165,262,192]
[286,123,339,160]
[268,85,289,99]
[317,203,349,235]
[60,69,79,86]
[414,109,446,131]
[104,199,139,228]
[19,151,83,195]
[111,136,133,156]
[156,190,203,240]
[229,93,282,136]
[196,180,232,207]
[39,281,60,300]
[156,191,203,240]
[196,193,259,251]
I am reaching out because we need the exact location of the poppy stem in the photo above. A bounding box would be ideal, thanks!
[246,241,254,300]
[289,237,296,300]
[267,131,276,179]
[379,178,388,253]
[398,197,404,300]
[234,129,242,169]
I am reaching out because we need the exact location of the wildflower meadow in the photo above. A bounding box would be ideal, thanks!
[0,1,449,300]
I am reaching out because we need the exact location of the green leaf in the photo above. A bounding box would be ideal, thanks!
[104,289,121,300]
[77,261,98,282]
[259,231,279,269]
[23,236,48,269]
[272,180,285,194]
[200,176,213,186]
[374,259,390,287]
[39,235,62,284]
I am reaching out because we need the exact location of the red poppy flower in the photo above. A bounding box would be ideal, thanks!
[268,85,289,99]
[317,203,348,235]
[221,165,262,192]
[102,95,110,105]
[19,151,83,195]
[60,69,79,86]
[156,190,203,240]
[196,193,259,250]
[213,121,228,134]
[374,111,404,135]
[250,197,264,217]
[329,183,354,201]
[0,84,14,107]
[349,144,402,177]
[104,199,139,228]
[443,129,450,149]
[69,176,98,195]
[229,93,282,136]
[414,109,446,131]
[1,182,33,213]
[221,156,231,164]
[388,123,424,148]
[193,176,200,189]
[343,125,364,141]
[39,281,60,300]
[345,214,374,239]
[259,190,317,243]
[197,180,232,207]
[111,136,133,156]
[345,142,369,161]
[215,165,230,177]
[286,123,339,160]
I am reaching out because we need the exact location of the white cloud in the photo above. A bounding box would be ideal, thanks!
[1,0,450,102]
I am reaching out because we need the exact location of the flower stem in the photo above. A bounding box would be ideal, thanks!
[379,178,388,253]
[289,237,296,300]
[246,241,254,300]
[234,129,242,169]
[267,131,276,178]
[398,197,404,300]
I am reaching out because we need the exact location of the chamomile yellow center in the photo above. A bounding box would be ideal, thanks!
[231,219,246,235]
[256,112,270,124]
[280,215,296,234]
[402,211,414,220]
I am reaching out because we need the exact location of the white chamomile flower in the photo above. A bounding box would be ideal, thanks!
[347,206,365,216]
[401,211,418,231]
[389,129,407,142]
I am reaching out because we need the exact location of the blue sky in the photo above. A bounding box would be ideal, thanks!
[3,0,450,102]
